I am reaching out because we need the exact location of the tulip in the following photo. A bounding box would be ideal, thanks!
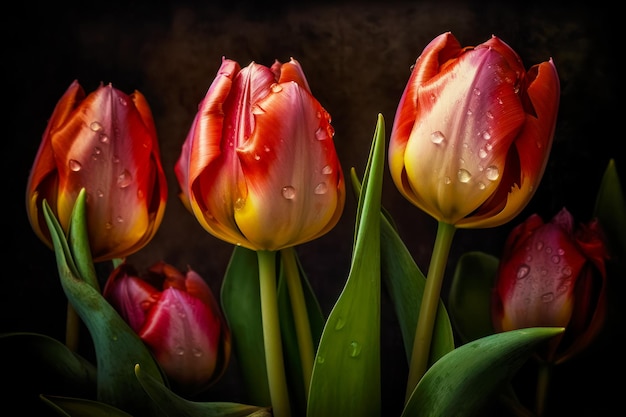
[492,207,609,364]
[388,32,560,228]
[175,57,345,251]
[26,80,167,262]
[103,261,231,394]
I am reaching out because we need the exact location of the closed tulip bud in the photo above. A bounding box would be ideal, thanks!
[175,57,345,251]
[389,32,560,228]
[26,80,168,261]
[492,208,609,364]
[103,261,231,394]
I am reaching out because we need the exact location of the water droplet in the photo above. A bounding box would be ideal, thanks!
[444,176,452,184]
[90,121,103,132]
[137,189,144,199]
[466,108,473,115]
[116,216,123,223]
[282,186,296,199]
[315,127,328,140]
[175,346,185,355]
[105,222,113,230]
[93,146,102,155]
[478,182,486,190]
[334,317,345,330]
[234,197,245,211]
[551,255,560,264]
[117,169,132,188]
[254,153,261,161]
[316,355,325,364]
[252,104,265,115]
[479,148,488,159]
[98,133,109,143]
[486,110,494,119]
[485,166,499,181]
[271,83,283,93]
[349,341,362,358]
[322,165,333,175]
[69,159,82,171]
[192,348,203,357]
[473,88,481,96]
[314,182,328,195]
[430,131,445,144]
[96,189,104,198]
[457,169,471,183]
[263,145,271,153]
[482,131,491,140]
[517,264,530,279]
[535,241,544,251]
[541,292,554,303]
[561,266,572,277]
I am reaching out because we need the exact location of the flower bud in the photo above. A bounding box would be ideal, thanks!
[103,261,231,394]
[492,208,609,364]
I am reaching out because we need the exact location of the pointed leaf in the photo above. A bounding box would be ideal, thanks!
[276,248,325,415]
[40,395,134,417]
[593,159,626,260]
[307,114,385,416]
[221,245,270,406]
[403,327,564,417]
[448,251,499,344]
[134,364,271,416]
[67,188,99,290]
[42,200,166,416]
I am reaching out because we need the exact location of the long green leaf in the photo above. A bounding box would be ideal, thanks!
[403,327,564,417]
[307,114,385,416]
[593,158,626,260]
[40,395,134,417]
[448,251,499,345]
[134,364,271,417]
[43,196,166,416]
[221,245,271,407]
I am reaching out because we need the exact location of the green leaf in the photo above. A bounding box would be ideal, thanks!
[403,327,564,417]
[134,364,271,416]
[307,114,385,416]
[448,251,499,344]
[350,171,455,365]
[276,248,325,415]
[42,196,166,416]
[593,158,626,260]
[221,245,271,407]
[40,395,134,417]
[67,188,99,290]
[0,332,97,414]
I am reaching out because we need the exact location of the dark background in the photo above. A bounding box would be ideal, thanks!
[3,1,623,416]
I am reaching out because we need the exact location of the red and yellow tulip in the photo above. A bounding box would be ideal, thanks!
[103,261,231,394]
[492,208,609,364]
[26,80,167,261]
[175,58,345,251]
[388,32,560,228]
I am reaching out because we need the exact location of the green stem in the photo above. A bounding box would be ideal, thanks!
[65,302,80,351]
[258,250,291,417]
[281,247,314,396]
[405,221,456,402]
[535,361,552,417]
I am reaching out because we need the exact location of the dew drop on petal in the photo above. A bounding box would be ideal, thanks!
[517,264,530,279]
[334,317,345,330]
[479,148,488,159]
[485,166,500,181]
[482,131,491,140]
[282,186,296,199]
[90,121,103,132]
[234,197,245,211]
[175,346,185,356]
[322,165,333,175]
[69,159,82,172]
[271,83,283,93]
[457,169,471,183]
[315,127,328,141]
[541,292,554,303]
[117,169,132,188]
[314,182,328,195]
[430,131,445,144]
[97,189,104,198]
[192,348,203,357]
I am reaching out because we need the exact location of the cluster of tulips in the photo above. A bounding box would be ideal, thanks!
[5,31,623,417]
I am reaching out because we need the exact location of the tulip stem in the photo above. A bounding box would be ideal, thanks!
[257,250,291,417]
[535,361,552,416]
[405,221,456,402]
[65,302,80,351]
[281,247,314,397]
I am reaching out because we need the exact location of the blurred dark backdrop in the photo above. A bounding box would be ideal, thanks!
[3,1,622,416]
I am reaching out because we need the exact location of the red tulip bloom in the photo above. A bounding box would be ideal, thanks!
[492,208,609,364]
[175,57,345,251]
[26,80,167,261]
[103,261,231,394]
[389,32,560,228]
